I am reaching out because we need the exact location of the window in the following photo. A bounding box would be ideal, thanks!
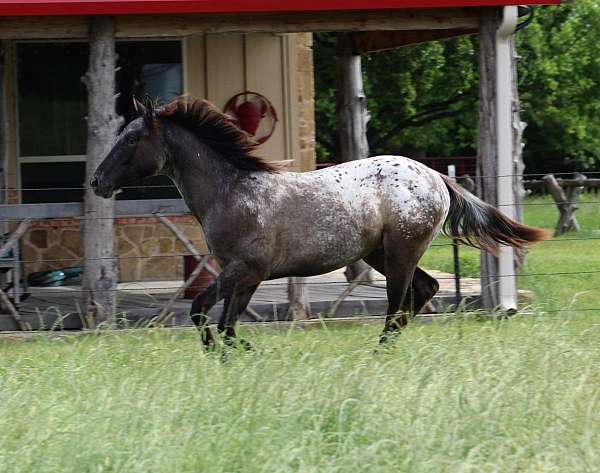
[17,40,183,204]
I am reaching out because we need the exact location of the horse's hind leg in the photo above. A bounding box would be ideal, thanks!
[364,253,439,315]
[365,237,430,343]
[403,267,439,314]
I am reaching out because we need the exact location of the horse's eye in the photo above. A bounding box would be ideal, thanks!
[127,137,137,146]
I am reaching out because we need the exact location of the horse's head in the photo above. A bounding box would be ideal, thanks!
[91,98,166,198]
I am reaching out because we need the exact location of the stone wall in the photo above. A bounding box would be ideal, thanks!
[22,216,208,282]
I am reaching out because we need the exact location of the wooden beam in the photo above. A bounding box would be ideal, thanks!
[0,199,190,220]
[524,178,600,191]
[352,28,477,53]
[0,9,480,39]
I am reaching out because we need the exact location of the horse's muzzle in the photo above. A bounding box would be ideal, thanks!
[90,175,113,198]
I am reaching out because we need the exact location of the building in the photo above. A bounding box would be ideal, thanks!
[0,5,317,280]
[0,0,559,312]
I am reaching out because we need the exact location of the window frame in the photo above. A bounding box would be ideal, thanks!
[15,37,186,202]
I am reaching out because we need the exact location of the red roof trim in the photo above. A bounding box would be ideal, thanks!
[0,1,561,17]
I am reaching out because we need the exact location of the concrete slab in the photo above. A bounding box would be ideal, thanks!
[0,268,481,331]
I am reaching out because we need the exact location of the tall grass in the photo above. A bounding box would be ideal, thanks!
[1,194,599,472]
[1,316,599,473]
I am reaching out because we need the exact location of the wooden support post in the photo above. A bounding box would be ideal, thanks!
[542,173,585,235]
[286,277,311,320]
[477,9,501,310]
[478,7,520,311]
[82,16,121,326]
[457,175,476,193]
[0,41,7,225]
[336,32,373,284]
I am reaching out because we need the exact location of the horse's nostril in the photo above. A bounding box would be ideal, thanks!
[90,177,99,189]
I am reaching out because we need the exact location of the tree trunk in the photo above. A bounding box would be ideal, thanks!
[82,16,121,326]
[336,33,373,284]
[477,9,501,310]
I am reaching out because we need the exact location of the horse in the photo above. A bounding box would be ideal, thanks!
[92,97,550,349]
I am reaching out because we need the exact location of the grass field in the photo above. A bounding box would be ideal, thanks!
[1,320,599,473]
[1,195,599,473]
[421,193,600,311]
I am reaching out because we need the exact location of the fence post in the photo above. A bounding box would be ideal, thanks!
[448,165,462,310]
[287,277,311,320]
[543,173,586,234]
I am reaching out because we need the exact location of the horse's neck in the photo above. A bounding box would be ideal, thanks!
[163,128,241,221]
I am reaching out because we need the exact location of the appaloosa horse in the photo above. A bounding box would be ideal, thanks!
[92,97,549,348]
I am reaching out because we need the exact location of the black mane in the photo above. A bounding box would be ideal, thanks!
[150,97,278,173]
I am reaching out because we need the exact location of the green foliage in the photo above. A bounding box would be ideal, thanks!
[315,33,478,161]
[315,2,600,172]
[363,36,478,158]
[518,0,600,172]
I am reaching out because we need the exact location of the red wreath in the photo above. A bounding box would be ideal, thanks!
[224,91,278,144]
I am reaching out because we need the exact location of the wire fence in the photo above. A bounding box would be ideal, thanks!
[1,172,599,329]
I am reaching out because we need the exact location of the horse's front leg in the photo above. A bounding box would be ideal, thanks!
[218,284,259,350]
[189,261,264,350]
[188,280,226,350]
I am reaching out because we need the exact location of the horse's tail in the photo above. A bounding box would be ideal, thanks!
[440,174,551,255]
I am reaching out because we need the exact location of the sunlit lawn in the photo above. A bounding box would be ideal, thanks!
[420,193,600,312]
[1,194,599,472]
[1,317,600,473]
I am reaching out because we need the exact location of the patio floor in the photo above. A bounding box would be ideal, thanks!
[1,268,481,330]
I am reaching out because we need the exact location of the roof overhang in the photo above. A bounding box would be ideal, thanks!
[0,1,560,17]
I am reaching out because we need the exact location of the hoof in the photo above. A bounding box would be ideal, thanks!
[219,337,254,363]
[224,336,254,351]
[378,331,400,345]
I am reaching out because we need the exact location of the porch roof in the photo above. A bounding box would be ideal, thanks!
[0,0,560,17]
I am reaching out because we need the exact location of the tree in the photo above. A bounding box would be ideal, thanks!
[315,1,600,174]
[517,0,600,173]
[315,33,479,162]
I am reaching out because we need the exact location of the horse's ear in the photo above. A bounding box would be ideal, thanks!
[132,97,146,117]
